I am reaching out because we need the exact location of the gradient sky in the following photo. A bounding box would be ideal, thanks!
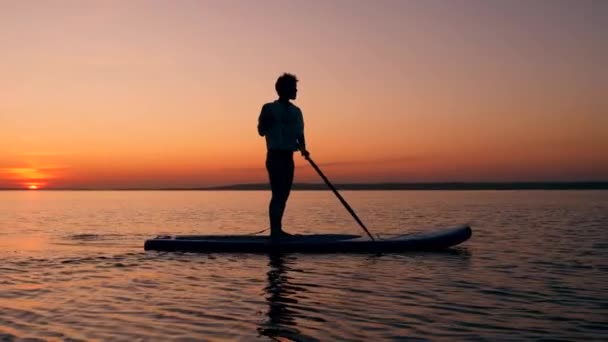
[1,0,606,188]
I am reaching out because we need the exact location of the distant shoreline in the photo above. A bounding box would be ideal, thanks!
[1,182,607,191]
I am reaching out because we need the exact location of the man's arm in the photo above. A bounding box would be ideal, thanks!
[257,104,272,136]
[296,110,309,157]
[298,134,306,149]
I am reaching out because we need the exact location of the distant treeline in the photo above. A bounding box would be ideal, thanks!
[1,182,607,191]
[206,182,608,191]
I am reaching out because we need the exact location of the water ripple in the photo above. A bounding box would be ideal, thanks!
[0,190,607,340]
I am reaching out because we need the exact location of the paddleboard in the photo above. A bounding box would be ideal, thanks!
[144,225,472,253]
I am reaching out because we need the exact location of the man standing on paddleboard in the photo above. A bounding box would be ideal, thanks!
[258,73,309,241]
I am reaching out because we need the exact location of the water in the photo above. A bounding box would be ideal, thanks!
[0,190,606,341]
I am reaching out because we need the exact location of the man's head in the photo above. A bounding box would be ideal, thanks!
[275,73,298,100]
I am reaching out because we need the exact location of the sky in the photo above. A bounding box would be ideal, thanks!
[0,0,606,189]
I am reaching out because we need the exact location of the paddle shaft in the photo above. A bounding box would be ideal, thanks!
[304,155,375,241]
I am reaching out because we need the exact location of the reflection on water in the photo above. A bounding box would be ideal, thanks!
[0,190,606,340]
[259,254,320,342]
[0,234,49,253]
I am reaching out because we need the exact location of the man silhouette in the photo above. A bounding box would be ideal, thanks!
[258,73,309,241]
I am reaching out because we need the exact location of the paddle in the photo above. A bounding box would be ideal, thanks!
[304,154,376,241]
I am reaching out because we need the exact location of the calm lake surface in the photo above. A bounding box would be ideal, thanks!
[0,190,606,341]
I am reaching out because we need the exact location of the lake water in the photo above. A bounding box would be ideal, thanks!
[0,190,606,341]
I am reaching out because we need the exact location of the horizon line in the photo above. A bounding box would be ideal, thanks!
[1,181,607,191]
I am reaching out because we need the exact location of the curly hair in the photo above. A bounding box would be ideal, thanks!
[275,73,298,97]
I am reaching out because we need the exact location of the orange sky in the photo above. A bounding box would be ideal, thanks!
[1,0,606,188]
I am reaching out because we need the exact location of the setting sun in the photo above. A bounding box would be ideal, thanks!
[28,185,39,190]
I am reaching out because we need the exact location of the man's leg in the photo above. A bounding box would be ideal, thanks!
[276,154,294,226]
[266,151,282,237]
[266,151,294,239]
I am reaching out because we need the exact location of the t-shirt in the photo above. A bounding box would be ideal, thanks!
[257,100,304,151]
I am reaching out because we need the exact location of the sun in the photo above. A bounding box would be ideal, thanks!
[24,182,45,189]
